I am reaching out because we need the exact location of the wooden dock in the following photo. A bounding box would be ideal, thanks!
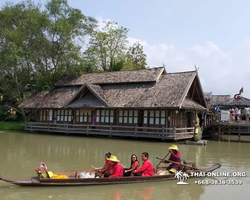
[24,122,195,141]
[204,121,250,142]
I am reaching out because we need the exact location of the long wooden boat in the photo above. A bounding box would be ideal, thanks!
[0,163,221,186]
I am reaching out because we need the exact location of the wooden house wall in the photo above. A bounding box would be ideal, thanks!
[38,108,196,128]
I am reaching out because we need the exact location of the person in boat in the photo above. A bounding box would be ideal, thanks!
[104,155,123,178]
[160,145,181,174]
[132,152,154,176]
[94,152,112,178]
[123,154,140,176]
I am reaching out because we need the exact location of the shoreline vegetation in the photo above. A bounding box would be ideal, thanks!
[0,121,25,131]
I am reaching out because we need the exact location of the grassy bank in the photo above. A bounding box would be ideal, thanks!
[0,121,25,131]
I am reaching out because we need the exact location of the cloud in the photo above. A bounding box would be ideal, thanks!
[94,16,250,98]
[127,38,250,98]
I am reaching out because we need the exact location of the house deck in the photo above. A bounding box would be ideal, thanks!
[25,122,194,141]
[204,120,250,142]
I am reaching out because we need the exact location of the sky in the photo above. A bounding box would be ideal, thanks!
[4,0,250,97]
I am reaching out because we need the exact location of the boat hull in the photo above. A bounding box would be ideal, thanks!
[0,164,221,186]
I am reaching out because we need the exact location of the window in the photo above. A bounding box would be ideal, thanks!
[76,110,80,122]
[60,110,64,121]
[149,110,154,124]
[145,110,166,125]
[105,110,109,123]
[155,111,159,125]
[161,111,166,125]
[118,110,139,124]
[57,110,60,121]
[119,110,123,123]
[129,110,133,123]
[49,110,53,121]
[144,110,148,124]
[96,110,113,123]
[124,110,128,123]
[101,110,105,122]
[63,110,72,122]
[79,111,92,123]
[96,110,100,122]
[110,110,114,123]
[134,110,138,124]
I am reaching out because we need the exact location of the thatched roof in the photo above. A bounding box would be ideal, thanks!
[182,98,207,110]
[204,92,212,101]
[19,86,81,109]
[224,97,250,107]
[55,67,165,86]
[19,68,207,111]
[205,94,231,107]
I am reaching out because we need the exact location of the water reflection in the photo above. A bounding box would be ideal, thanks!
[133,187,154,200]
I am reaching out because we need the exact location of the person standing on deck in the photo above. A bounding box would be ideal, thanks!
[133,152,154,176]
[244,107,250,122]
[105,155,123,178]
[235,107,241,122]
[160,145,181,174]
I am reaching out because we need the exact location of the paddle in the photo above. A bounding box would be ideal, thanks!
[156,152,170,168]
[156,157,205,171]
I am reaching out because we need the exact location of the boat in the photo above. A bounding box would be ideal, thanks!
[185,140,209,145]
[0,162,221,186]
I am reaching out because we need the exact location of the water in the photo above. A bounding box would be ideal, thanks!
[0,132,250,200]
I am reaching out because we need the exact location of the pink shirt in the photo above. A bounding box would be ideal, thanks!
[169,152,181,163]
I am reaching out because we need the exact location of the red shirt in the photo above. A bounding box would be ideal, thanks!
[131,161,139,169]
[135,159,154,176]
[104,160,111,173]
[169,152,181,163]
[109,162,123,178]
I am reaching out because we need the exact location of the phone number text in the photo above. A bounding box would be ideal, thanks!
[194,179,243,185]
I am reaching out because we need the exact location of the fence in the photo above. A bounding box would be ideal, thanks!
[25,122,195,141]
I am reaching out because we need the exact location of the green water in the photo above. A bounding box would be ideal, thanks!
[0,132,249,200]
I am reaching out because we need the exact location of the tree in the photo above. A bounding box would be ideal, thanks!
[84,20,129,72]
[0,0,97,121]
[124,41,147,70]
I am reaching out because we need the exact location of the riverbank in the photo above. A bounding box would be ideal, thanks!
[0,121,25,131]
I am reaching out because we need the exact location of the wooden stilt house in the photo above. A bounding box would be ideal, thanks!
[19,67,208,141]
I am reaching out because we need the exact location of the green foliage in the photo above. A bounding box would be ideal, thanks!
[0,121,25,130]
[124,41,147,70]
[0,0,148,121]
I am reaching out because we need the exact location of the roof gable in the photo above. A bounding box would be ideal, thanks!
[66,84,108,108]
[181,73,207,109]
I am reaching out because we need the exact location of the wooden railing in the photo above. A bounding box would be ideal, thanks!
[24,122,195,141]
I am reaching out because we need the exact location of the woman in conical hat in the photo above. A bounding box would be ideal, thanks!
[160,145,181,174]
[104,155,123,178]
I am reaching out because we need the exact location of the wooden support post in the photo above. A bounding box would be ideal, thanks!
[87,124,89,135]
[66,124,68,134]
[173,127,176,141]
[162,126,165,140]
[109,125,112,137]
[135,125,137,138]
[218,126,221,141]
[238,126,241,142]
